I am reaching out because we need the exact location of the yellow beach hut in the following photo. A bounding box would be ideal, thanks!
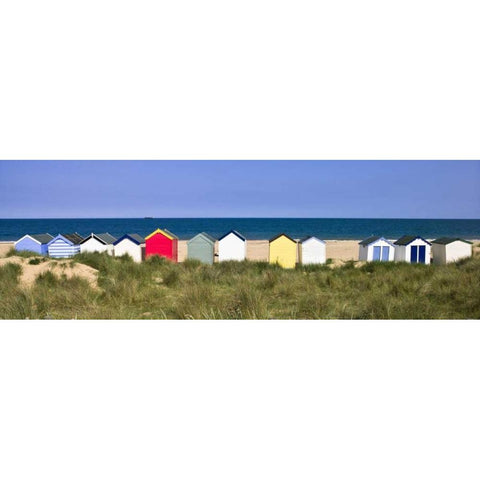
[269,233,297,268]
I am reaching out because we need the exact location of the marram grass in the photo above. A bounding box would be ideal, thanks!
[0,250,479,319]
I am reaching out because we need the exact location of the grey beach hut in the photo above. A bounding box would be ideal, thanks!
[187,232,216,264]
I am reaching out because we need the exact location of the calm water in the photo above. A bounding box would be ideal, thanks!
[0,218,479,241]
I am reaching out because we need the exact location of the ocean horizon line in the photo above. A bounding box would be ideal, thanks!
[1,216,480,221]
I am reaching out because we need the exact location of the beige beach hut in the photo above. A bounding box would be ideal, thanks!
[298,236,326,265]
[431,238,472,264]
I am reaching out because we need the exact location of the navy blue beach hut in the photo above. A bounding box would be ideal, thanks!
[394,236,431,264]
[14,234,54,255]
[47,233,84,258]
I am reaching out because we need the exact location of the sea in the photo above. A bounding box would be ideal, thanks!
[0,218,479,241]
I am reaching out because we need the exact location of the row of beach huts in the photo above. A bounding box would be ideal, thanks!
[13,229,474,267]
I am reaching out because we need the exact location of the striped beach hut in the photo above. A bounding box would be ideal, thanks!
[113,234,145,263]
[47,233,84,258]
[431,238,473,265]
[218,230,246,262]
[394,236,431,264]
[269,233,297,268]
[14,233,53,255]
[145,228,178,261]
[298,236,326,265]
[187,232,216,264]
[358,236,395,262]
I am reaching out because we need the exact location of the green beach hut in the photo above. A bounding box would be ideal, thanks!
[187,232,216,264]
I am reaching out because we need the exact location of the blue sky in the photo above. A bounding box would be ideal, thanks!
[0,161,479,218]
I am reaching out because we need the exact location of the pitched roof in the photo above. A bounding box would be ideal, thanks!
[28,233,54,244]
[62,233,84,244]
[113,233,145,245]
[163,229,178,240]
[218,230,246,242]
[269,233,296,243]
[145,228,178,241]
[188,232,216,244]
[359,236,394,247]
[359,236,382,246]
[96,233,117,244]
[81,233,117,245]
[299,236,325,244]
[394,235,431,246]
[432,237,473,245]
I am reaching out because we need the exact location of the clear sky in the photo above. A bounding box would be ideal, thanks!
[0,161,479,218]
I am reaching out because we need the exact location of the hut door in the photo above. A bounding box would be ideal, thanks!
[381,246,390,261]
[418,246,426,264]
[411,246,426,264]
[373,246,381,261]
[411,246,418,263]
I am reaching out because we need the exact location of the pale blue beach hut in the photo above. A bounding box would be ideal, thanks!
[14,233,53,255]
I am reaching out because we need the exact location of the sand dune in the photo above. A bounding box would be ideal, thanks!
[0,256,98,289]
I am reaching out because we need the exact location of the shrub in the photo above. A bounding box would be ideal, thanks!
[0,262,22,287]
[35,270,59,287]
[6,248,41,258]
[182,258,202,270]
[163,268,179,287]
[1,253,479,319]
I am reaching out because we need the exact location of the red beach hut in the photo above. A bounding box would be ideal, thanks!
[145,228,178,261]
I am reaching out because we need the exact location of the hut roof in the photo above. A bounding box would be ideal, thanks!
[218,230,246,242]
[269,233,296,243]
[359,236,394,247]
[61,233,84,245]
[394,235,431,246]
[299,236,325,244]
[188,232,216,244]
[432,237,473,245]
[163,229,178,240]
[113,233,145,245]
[29,233,54,244]
[145,228,178,241]
[359,236,381,246]
[80,233,117,245]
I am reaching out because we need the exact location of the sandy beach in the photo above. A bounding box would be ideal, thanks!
[177,239,359,262]
[3,239,361,262]
[2,239,479,263]
[0,242,14,258]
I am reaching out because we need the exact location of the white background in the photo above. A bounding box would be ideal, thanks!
[1,321,480,480]
[0,0,479,159]
[1,1,480,479]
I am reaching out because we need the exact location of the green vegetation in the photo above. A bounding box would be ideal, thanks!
[6,247,40,258]
[1,250,479,319]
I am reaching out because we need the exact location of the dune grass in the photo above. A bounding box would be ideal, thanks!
[6,247,40,258]
[0,250,479,319]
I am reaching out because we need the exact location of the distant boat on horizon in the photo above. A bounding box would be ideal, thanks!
[144,216,154,219]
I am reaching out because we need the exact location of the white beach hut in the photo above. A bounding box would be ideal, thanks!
[393,236,431,264]
[298,236,326,265]
[80,233,117,255]
[431,238,473,264]
[358,236,395,262]
[113,234,145,263]
[218,230,246,262]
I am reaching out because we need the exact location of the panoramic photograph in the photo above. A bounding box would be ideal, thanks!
[0,159,479,319]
